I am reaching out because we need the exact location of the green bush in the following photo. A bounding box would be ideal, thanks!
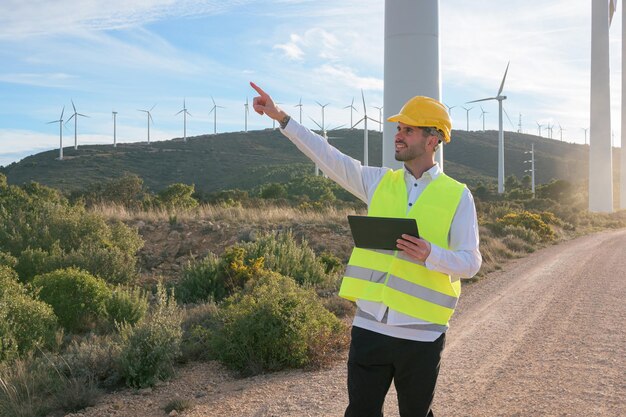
[33,268,111,333]
[118,283,183,388]
[239,231,331,287]
[0,181,143,284]
[106,286,149,327]
[260,183,288,199]
[211,272,348,375]
[155,183,199,210]
[0,266,58,359]
[77,174,149,209]
[58,335,123,389]
[176,253,224,304]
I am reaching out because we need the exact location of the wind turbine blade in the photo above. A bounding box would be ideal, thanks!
[361,89,366,113]
[60,106,65,120]
[497,61,510,96]
[78,113,88,118]
[150,104,156,112]
[66,113,75,123]
[209,107,215,115]
[71,99,76,113]
[187,111,192,117]
[352,117,365,129]
[175,109,184,115]
[503,106,514,127]
[467,97,495,104]
[308,116,323,130]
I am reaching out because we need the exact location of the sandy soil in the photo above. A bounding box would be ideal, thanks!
[66,228,626,417]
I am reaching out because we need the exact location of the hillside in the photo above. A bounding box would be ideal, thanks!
[1,127,621,193]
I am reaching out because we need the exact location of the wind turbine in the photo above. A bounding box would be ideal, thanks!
[373,105,383,132]
[535,121,543,137]
[315,101,330,132]
[352,90,380,167]
[138,104,155,144]
[309,117,344,176]
[66,99,88,150]
[344,97,358,129]
[461,106,473,131]
[444,103,457,117]
[557,123,565,142]
[112,111,118,147]
[294,97,303,124]
[546,123,554,139]
[209,96,224,134]
[479,106,488,131]
[582,127,589,145]
[517,113,523,133]
[243,97,249,133]
[47,106,65,160]
[467,61,510,194]
[175,99,191,142]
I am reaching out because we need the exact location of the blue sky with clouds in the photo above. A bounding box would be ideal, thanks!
[0,0,623,167]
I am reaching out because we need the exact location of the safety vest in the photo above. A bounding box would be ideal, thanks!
[339,169,466,327]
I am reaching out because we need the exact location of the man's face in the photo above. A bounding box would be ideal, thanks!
[394,122,433,162]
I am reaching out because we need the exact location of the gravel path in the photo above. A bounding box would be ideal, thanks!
[70,228,626,417]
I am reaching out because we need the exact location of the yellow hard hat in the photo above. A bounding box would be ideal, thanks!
[387,96,452,143]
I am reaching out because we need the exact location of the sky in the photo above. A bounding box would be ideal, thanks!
[0,0,624,167]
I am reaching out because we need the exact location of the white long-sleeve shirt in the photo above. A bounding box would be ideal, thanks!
[281,119,482,341]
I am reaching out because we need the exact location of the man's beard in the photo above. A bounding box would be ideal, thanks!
[395,143,421,161]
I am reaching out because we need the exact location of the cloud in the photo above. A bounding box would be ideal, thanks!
[314,64,383,91]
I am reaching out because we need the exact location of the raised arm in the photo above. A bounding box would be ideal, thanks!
[250,82,288,124]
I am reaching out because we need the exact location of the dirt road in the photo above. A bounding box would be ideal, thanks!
[73,229,626,417]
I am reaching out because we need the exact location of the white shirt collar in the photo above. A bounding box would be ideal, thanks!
[404,162,442,182]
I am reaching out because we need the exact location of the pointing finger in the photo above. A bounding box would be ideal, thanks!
[250,81,269,98]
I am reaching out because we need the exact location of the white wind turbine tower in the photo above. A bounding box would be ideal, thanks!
[138,105,155,144]
[309,116,344,176]
[244,97,249,133]
[467,61,511,194]
[344,97,358,129]
[66,99,88,150]
[47,106,65,160]
[461,106,473,131]
[582,127,589,145]
[589,0,616,212]
[112,111,118,147]
[373,105,383,132]
[546,123,554,139]
[175,99,191,142]
[517,113,523,133]
[315,101,330,132]
[294,97,303,124]
[535,121,543,137]
[209,96,224,135]
[352,90,380,167]
[479,106,488,131]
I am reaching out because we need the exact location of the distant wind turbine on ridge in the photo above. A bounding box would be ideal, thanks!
[138,104,156,144]
[112,111,118,147]
[479,106,488,131]
[461,106,473,131]
[467,61,511,194]
[244,97,249,133]
[344,97,358,129]
[352,90,380,167]
[373,105,383,132]
[294,98,303,124]
[66,99,88,150]
[557,123,565,142]
[535,121,543,137]
[175,99,191,142]
[47,106,65,160]
[209,96,224,134]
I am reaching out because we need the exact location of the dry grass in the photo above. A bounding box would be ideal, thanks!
[91,202,360,225]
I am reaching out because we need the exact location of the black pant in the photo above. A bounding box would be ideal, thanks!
[344,326,445,417]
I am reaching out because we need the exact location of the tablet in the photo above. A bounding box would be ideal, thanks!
[347,215,420,251]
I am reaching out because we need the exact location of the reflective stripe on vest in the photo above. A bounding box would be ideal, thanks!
[339,169,465,326]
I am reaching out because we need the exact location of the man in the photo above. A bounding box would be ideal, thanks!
[250,82,481,417]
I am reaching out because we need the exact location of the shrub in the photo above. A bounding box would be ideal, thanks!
[176,253,224,304]
[106,286,149,327]
[3,293,58,355]
[119,283,183,388]
[211,272,348,375]
[496,211,555,241]
[57,335,123,389]
[239,231,331,287]
[218,246,265,296]
[33,268,111,333]
[155,183,199,210]
[260,183,288,199]
[180,302,220,362]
